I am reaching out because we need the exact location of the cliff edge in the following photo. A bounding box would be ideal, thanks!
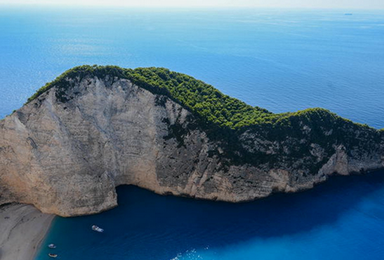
[1,65,383,216]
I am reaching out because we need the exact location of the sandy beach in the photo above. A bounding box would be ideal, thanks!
[0,204,54,260]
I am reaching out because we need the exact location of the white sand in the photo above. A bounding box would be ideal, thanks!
[0,204,54,260]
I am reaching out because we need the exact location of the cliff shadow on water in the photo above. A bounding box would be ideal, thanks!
[37,169,384,260]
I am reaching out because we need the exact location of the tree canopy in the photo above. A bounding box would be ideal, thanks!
[27,65,377,134]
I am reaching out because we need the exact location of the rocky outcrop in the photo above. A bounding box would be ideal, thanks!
[1,73,383,216]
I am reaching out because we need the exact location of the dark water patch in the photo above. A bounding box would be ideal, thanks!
[36,170,384,260]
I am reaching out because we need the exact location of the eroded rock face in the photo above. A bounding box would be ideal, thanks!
[1,76,383,216]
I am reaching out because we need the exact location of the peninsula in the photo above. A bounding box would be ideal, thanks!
[1,65,383,217]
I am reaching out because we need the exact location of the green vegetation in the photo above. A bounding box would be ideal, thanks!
[26,65,381,171]
[27,65,381,133]
[27,65,378,132]
[26,65,287,129]
[27,65,127,103]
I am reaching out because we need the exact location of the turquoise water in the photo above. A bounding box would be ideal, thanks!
[1,7,384,127]
[1,7,384,260]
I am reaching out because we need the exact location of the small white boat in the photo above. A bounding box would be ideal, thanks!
[48,244,56,249]
[92,225,104,233]
[48,253,58,258]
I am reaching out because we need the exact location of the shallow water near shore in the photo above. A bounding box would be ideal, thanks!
[36,171,384,260]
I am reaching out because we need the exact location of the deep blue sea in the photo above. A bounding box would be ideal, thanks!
[1,6,384,260]
[37,173,384,260]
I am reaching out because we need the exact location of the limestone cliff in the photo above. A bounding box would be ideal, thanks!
[1,66,383,216]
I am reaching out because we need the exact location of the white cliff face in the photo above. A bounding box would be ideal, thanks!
[0,76,383,217]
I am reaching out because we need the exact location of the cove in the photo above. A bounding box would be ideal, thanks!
[36,170,384,260]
